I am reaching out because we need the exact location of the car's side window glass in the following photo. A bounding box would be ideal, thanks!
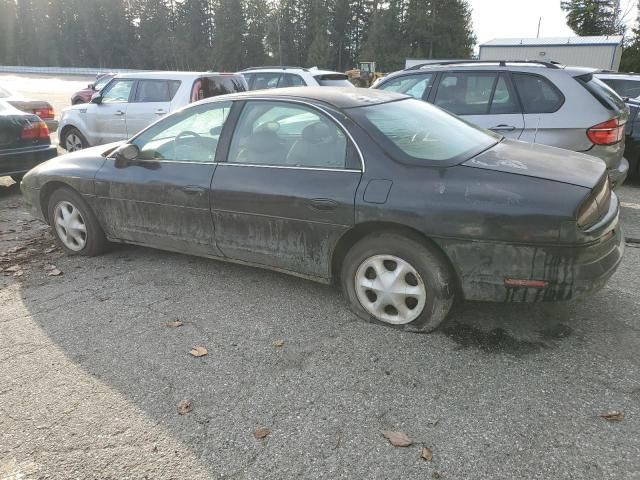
[131,101,232,163]
[512,73,564,114]
[489,74,520,114]
[607,79,640,98]
[282,73,306,87]
[134,80,180,103]
[242,73,255,89]
[434,73,497,115]
[101,80,135,104]
[378,74,434,99]
[253,73,282,90]
[227,101,348,169]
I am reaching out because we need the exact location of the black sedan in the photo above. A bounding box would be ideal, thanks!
[0,101,57,182]
[20,88,623,332]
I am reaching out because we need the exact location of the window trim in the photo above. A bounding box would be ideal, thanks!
[509,71,565,114]
[221,98,365,172]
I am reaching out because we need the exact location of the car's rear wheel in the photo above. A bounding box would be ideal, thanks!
[61,127,87,152]
[341,232,455,333]
[47,187,107,256]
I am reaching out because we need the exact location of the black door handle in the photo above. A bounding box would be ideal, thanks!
[182,185,206,195]
[309,198,338,211]
[490,124,516,132]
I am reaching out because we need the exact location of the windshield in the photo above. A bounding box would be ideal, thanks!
[577,74,626,112]
[314,75,354,87]
[349,98,500,163]
[0,86,12,98]
[94,75,114,91]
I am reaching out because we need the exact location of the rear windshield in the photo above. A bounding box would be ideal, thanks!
[191,75,248,102]
[576,74,626,111]
[314,74,353,87]
[349,98,500,163]
[599,78,640,99]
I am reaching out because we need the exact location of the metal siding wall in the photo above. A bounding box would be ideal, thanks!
[479,45,619,70]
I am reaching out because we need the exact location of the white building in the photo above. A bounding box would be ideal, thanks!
[478,36,624,71]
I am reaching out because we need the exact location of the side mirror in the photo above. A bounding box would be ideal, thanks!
[114,144,140,167]
[90,94,103,105]
[88,83,95,90]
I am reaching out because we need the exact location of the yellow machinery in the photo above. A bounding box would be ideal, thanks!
[346,61,384,87]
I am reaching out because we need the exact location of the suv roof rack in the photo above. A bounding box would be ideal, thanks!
[405,60,562,71]
[241,66,309,72]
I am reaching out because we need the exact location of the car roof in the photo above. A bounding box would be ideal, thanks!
[241,67,345,76]
[197,87,406,109]
[114,71,242,80]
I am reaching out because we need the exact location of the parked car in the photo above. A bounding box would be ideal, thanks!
[70,73,116,105]
[241,66,354,90]
[0,101,57,182]
[57,71,247,152]
[22,88,622,332]
[373,60,630,187]
[595,71,640,100]
[0,84,58,132]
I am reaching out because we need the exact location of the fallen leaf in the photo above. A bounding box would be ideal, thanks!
[273,339,285,347]
[13,270,23,277]
[47,269,62,276]
[176,399,192,415]
[253,427,271,439]
[4,265,21,272]
[8,246,25,253]
[166,320,183,328]
[600,410,624,422]
[421,447,433,461]
[43,264,57,271]
[189,346,208,357]
[44,247,57,254]
[382,431,412,447]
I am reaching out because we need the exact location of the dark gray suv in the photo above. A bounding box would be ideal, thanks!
[373,61,629,187]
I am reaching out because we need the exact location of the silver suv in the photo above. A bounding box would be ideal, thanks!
[374,61,629,186]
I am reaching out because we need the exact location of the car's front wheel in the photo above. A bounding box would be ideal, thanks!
[47,187,107,256]
[61,127,87,152]
[341,232,455,333]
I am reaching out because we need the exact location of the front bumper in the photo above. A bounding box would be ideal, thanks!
[608,157,629,188]
[438,203,624,303]
[0,145,57,177]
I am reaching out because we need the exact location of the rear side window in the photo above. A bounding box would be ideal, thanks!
[253,73,281,90]
[314,74,353,87]
[191,76,247,101]
[512,73,564,113]
[282,73,306,87]
[378,73,434,99]
[434,72,497,115]
[576,74,626,111]
[134,80,180,102]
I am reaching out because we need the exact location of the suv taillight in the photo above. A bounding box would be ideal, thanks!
[33,106,54,119]
[21,121,50,140]
[586,118,625,145]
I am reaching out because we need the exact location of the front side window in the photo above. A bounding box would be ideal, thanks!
[283,73,306,87]
[101,79,135,104]
[378,73,434,100]
[131,101,232,163]
[434,72,497,115]
[349,98,499,162]
[134,80,180,103]
[512,73,564,114]
[227,101,348,168]
[253,73,282,90]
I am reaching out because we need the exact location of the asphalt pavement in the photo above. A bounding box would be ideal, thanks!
[0,75,639,479]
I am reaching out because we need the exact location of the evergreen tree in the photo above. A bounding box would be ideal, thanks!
[561,0,626,36]
[213,0,245,70]
[243,0,269,67]
[621,1,640,72]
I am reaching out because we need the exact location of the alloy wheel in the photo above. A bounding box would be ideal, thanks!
[53,200,87,251]
[65,133,84,152]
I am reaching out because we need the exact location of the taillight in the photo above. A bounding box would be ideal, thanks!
[586,118,625,145]
[33,106,54,119]
[21,121,50,140]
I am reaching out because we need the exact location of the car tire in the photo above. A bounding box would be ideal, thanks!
[47,187,107,256]
[61,127,88,152]
[341,232,455,333]
[10,174,24,183]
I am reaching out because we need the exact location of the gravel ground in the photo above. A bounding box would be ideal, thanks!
[0,76,639,479]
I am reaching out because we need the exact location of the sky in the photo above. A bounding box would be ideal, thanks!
[468,0,638,46]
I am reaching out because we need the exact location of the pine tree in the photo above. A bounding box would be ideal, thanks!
[243,0,269,67]
[212,0,246,71]
[561,0,626,36]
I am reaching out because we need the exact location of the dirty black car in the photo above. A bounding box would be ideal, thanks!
[21,88,624,332]
[0,100,57,182]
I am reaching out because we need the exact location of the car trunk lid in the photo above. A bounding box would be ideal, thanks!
[463,138,606,189]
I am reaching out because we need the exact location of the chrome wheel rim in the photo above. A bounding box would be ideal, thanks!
[53,201,87,251]
[355,255,427,325]
[65,133,83,151]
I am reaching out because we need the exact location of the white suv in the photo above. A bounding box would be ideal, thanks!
[58,71,247,151]
[240,67,354,90]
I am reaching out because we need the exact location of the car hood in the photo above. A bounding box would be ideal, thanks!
[462,139,606,189]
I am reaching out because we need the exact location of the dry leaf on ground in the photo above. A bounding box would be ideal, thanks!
[253,427,271,439]
[176,399,193,415]
[43,264,57,271]
[421,447,433,461]
[600,410,624,422]
[13,270,23,277]
[47,269,62,276]
[382,431,412,447]
[189,346,208,357]
[4,265,21,272]
[44,247,57,254]
[166,320,183,328]
[273,339,285,347]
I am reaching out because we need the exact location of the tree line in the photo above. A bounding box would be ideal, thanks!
[0,0,475,73]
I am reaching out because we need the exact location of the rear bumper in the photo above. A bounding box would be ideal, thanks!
[0,145,57,177]
[608,157,629,188]
[438,201,624,303]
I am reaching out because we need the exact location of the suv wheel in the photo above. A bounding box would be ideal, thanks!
[61,127,87,152]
